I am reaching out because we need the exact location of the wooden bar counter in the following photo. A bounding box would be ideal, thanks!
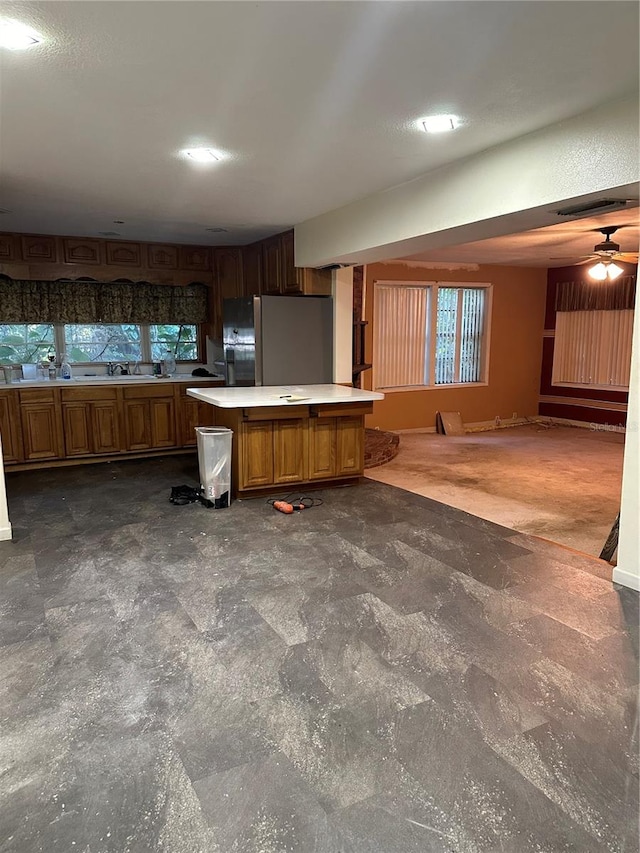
[186,384,384,499]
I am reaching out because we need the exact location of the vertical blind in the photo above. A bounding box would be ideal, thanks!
[435,287,485,384]
[374,285,428,388]
[552,309,633,388]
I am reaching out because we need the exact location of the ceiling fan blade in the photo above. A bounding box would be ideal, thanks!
[549,255,594,261]
[616,253,639,260]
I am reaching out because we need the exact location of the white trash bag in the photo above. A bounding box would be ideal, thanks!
[196,427,233,508]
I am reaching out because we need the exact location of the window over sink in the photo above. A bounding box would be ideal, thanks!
[0,323,199,365]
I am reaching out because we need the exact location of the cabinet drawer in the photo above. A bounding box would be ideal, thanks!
[123,384,174,399]
[61,387,118,402]
[242,405,309,421]
[312,403,373,418]
[19,388,56,403]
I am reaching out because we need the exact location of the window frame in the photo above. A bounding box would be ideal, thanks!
[51,323,199,366]
[372,280,492,392]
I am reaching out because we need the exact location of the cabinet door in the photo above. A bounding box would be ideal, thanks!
[91,401,121,454]
[0,391,23,464]
[240,421,274,488]
[336,416,364,476]
[273,419,306,484]
[124,400,152,450]
[280,230,301,294]
[181,395,215,447]
[63,402,92,456]
[21,403,64,460]
[149,398,177,448]
[262,238,282,295]
[242,242,263,296]
[308,417,336,480]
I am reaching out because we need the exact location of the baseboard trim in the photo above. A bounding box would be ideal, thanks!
[0,523,12,541]
[612,566,640,592]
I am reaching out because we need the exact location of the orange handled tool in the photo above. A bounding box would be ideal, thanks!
[273,500,305,513]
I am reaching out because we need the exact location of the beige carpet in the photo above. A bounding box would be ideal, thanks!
[365,423,624,558]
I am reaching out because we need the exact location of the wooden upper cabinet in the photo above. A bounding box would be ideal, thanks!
[262,237,282,295]
[0,234,18,263]
[180,246,211,272]
[214,247,243,299]
[147,244,178,270]
[21,235,57,263]
[106,241,142,267]
[280,230,300,294]
[242,242,263,297]
[63,238,102,265]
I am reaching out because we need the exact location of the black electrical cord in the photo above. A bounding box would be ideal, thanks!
[266,493,324,510]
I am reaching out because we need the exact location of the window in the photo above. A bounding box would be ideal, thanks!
[0,322,200,365]
[0,324,55,363]
[150,324,198,361]
[64,324,142,363]
[373,282,489,390]
[552,310,633,389]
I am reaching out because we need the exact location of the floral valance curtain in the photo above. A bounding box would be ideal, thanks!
[556,275,636,312]
[0,278,209,324]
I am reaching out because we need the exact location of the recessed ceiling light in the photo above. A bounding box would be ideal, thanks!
[205,227,227,233]
[418,115,460,133]
[183,148,222,163]
[0,19,43,50]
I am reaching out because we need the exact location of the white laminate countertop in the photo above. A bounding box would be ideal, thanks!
[186,384,384,408]
[1,375,225,389]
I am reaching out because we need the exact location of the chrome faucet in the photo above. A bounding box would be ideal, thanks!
[108,361,130,376]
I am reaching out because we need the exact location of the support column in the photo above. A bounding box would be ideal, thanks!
[332,268,353,385]
[613,297,640,590]
[0,433,12,540]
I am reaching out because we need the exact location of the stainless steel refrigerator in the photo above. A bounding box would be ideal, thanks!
[222,296,333,386]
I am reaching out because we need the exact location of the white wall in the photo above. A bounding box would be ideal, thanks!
[613,297,640,591]
[296,97,639,267]
[0,433,12,540]
[332,268,353,384]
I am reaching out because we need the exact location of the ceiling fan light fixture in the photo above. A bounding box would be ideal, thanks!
[588,262,608,281]
[606,262,624,281]
[588,260,624,281]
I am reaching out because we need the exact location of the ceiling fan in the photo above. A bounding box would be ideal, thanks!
[552,226,639,266]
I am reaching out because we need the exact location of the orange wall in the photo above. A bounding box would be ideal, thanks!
[363,263,547,431]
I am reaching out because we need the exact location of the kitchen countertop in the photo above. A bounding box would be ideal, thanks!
[1,375,225,389]
[186,384,384,408]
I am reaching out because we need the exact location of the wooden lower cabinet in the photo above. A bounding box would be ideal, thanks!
[179,391,216,447]
[1,381,224,470]
[273,419,305,484]
[62,403,92,456]
[336,416,364,475]
[240,420,274,488]
[123,386,176,451]
[91,401,120,454]
[21,402,64,461]
[150,398,176,448]
[0,389,23,463]
[224,404,370,497]
[308,417,336,480]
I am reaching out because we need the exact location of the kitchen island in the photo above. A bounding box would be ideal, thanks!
[187,384,384,498]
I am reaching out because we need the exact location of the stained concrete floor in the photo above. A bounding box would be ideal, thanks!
[0,456,638,852]
[365,424,624,559]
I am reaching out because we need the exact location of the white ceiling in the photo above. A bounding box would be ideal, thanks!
[402,208,640,268]
[0,1,638,249]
